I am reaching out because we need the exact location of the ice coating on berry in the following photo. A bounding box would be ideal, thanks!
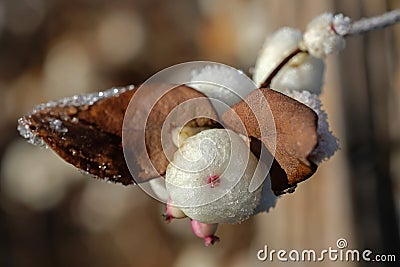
[190,64,257,107]
[165,129,266,224]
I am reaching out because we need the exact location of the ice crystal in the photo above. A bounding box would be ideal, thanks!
[17,85,135,148]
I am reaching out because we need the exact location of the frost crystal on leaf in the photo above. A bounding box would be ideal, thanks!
[17,117,48,148]
[49,119,68,133]
[29,85,134,114]
[17,85,135,148]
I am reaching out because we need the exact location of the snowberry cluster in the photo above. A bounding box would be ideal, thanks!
[158,12,354,245]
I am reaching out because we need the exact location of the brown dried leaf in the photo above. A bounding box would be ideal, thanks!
[19,84,218,185]
[222,88,318,193]
[123,84,219,182]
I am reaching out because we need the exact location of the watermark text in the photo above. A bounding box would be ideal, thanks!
[257,238,396,263]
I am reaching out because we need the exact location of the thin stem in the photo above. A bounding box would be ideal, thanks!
[346,9,400,36]
[260,48,303,88]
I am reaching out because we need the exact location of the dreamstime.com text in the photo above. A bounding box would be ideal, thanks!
[257,238,396,263]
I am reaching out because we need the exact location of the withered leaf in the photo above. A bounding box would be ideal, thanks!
[222,88,318,193]
[18,84,218,185]
[122,83,219,182]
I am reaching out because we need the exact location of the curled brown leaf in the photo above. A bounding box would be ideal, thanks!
[222,88,318,194]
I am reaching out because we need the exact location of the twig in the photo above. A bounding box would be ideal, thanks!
[346,9,400,36]
[260,48,303,88]
[259,10,400,88]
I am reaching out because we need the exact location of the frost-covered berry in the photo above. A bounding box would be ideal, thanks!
[190,64,257,107]
[190,220,219,246]
[253,27,325,95]
[163,198,187,223]
[302,13,349,59]
[165,129,266,224]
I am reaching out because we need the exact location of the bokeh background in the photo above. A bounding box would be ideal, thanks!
[0,0,399,266]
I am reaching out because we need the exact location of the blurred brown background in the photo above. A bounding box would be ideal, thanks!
[0,0,399,266]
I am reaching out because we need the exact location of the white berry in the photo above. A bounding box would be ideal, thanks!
[253,27,325,95]
[165,129,266,224]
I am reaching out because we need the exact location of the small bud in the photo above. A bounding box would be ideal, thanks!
[332,13,352,36]
[190,220,219,246]
[302,13,349,58]
[163,198,187,223]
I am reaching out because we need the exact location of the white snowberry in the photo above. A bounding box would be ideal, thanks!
[165,129,266,224]
[163,198,187,223]
[253,27,325,95]
[190,220,219,246]
[190,64,257,107]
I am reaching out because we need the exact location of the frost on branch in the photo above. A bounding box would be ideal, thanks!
[302,13,349,58]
